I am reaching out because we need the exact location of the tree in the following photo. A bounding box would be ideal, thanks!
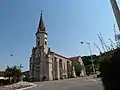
[74,62,82,77]
[13,65,23,82]
[5,65,23,83]
[99,48,120,90]
[82,55,100,75]
[85,65,92,76]
[82,56,91,66]
[5,66,13,82]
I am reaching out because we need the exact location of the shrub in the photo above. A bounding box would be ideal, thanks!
[99,48,120,90]
[74,62,82,77]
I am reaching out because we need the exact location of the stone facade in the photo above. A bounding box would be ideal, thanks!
[69,56,86,77]
[29,12,85,81]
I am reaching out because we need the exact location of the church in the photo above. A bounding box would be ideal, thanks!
[29,12,86,81]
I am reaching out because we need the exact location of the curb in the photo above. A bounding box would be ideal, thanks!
[16,85,38,90]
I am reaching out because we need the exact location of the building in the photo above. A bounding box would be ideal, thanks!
[29,12,85,81]
[0,71,5,79]
[69,56,86,77]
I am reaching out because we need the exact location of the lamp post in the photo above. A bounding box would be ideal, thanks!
[81,41,96,78]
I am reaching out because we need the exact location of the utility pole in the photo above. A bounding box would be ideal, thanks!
[110,0,120,32]
[94,43,102,73]
[81,41,96,78]
[94,43,102,54]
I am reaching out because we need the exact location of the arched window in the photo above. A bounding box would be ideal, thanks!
[38,41,40,46]
[45,41,47,45]
[37,37,40,39]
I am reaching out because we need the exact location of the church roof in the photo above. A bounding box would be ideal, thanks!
[38,12,46,32]
[48,48,68,59]
[0,71,5,77]
[48,48,81,61]
[69,56,80,59]
[69,56,82,62]
[53,52,68,59]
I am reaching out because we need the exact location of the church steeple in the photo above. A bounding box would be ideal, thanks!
[35,11,48,50]
[38,11,46,32]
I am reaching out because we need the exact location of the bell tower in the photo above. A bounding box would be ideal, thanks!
[36,12,48,54]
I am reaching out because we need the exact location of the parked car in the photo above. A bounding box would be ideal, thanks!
[0,79,10,85]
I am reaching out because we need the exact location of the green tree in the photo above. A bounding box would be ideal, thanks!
[85,65,92,76]
[99,48,120,90]
[13,65,23,82]
[5,65,23,83]
[74,62,82,77]
[5,66,13,82]
[82,55,100,75]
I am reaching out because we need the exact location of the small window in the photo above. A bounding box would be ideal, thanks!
[45,41,47,45]
[38,41,40,46]
[37,37,40,39]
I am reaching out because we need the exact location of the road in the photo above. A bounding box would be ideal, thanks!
[26,77,103,90]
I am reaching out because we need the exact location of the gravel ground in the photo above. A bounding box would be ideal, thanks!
[0,81,36,90]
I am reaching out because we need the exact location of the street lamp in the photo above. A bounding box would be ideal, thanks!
[81,41,96,78]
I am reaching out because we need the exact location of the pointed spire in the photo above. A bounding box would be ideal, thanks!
[48,47,51,54]
[32,47,35,52]
[38,11,46,31]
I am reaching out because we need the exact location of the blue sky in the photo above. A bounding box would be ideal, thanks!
[0,0,119,71]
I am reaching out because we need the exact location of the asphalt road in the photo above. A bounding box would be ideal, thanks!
[26,77,103,90]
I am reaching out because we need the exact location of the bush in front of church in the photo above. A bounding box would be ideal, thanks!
[74,62,82,77]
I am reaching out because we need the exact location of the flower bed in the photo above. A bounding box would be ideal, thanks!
[0,81,36,90]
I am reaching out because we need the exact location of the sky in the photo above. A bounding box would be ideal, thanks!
[0,0,120,71]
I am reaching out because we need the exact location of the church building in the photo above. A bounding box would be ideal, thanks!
[29,12,86,81]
